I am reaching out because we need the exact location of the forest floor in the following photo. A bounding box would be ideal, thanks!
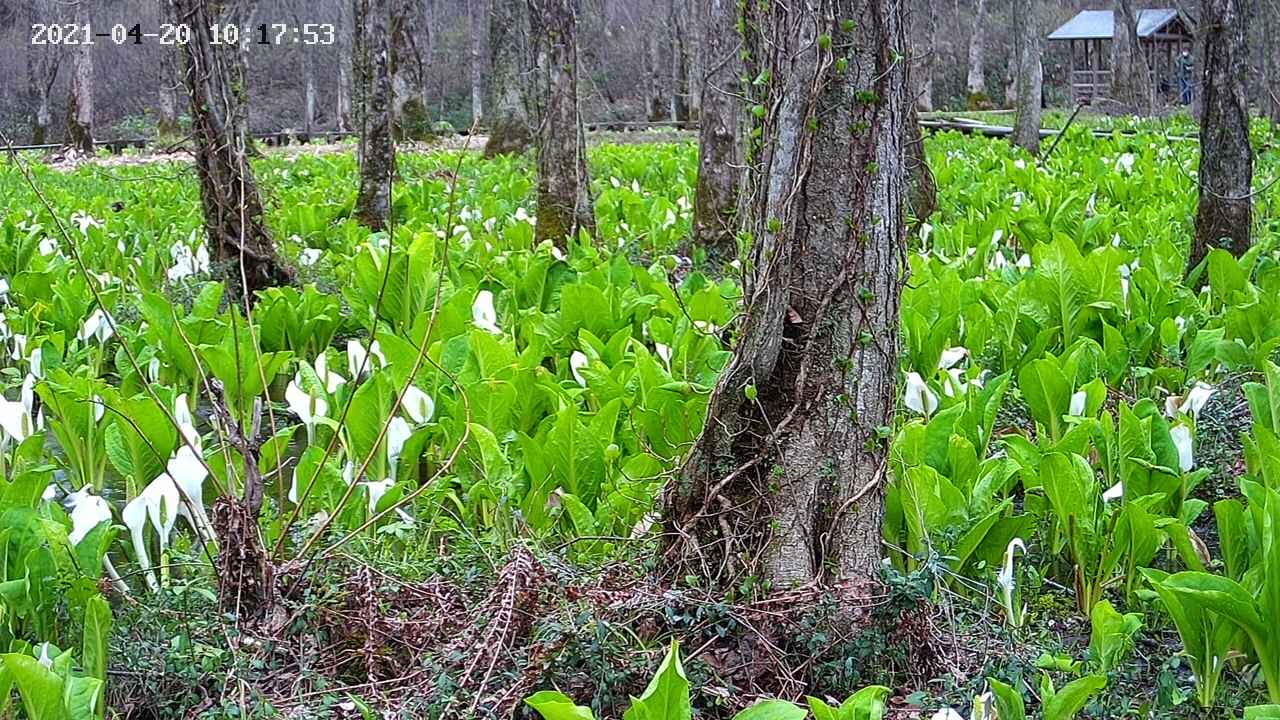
[29,128,698,172]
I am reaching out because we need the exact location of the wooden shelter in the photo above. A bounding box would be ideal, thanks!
[1047,9,1196,104]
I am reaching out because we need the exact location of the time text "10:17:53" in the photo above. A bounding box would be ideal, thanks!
[30,23,337,46]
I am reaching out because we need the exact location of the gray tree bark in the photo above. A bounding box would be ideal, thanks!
[484,0,534,156]
[1191,0,1253,269]
[668,0,691,123]
[1264,0,1280,124]
[691,0,740,251]
[646,32,666,121]
[336,0,355,133]
[1110,0,1151,111]
[355,0,395,230]
[529,0,596,246]
[390,0,427,139]
[915,0,936,111]
[25,1,61,145]
[172,0,291,295]
[66,0,94,154]
[966,0,989,103]
[470,0,486,125]
[664,0,909,587]
[1012,0,1042,154]
[157,0,182,138]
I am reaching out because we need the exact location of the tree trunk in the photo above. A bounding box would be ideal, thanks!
[691,0,741,251]
[470,0,487,125]
[664,0,909,588]
[336,0,355,133]
[669,0,691,123]
[1265,0,1280,124]
[966,0,989,104]
[301,46,317,137]
[529,0,596,246]
[916,0,936,111]
[66,0,94,155]
[157,0,182,138]
[1011,0,1042,154]
[355,0,395,230]
[390,0,427,139]
[25,2,60,146]
[1190,0,1253,269]
[905,103,937,221]
[646,33,666,121]
[484,0,534,156]
[1110,0,1151,111]
[172,0,291,296]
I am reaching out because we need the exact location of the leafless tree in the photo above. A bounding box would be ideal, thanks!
[65,0,93,154]
[1011,0,1042,153]
[484,0,534,156]
[24,0,61,145]
[156,0,181,138]
[691,0,740,251]
[172,0,291,296]
[664,0,910,587]
[966,0,989,104]
[355,0,395,230]
[528,0,595,246]
[1191,0,1253,269]
[469,0,486,124]
[1110,0,1151,111]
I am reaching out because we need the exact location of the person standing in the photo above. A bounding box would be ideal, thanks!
[1178,49,1194,104]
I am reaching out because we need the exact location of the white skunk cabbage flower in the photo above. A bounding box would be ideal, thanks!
[400,385,435,425]
[28,347,42,378]
[38,237,59,256]
[386,416,412,480]
[514,206,535,225]
[0,375,43,444]
[931,710,964,720]
[148,356,162,383]
[173,394,200,449]
[314,353,347,393]
[78,308,115,345]
[904,372,939,416]
[1170,423,1194,472]
[938,347,968,370]
[1102,481,1124,503]
[286,379,328,433]
[1069,390,1088,417]
[0,278,9,303]
[65,486,113,546]
[167,240,210,282]
[1015,253,1032,270]
[1167,381,1215,420]
[569,351,589,387]
[996,538,1027,627]
[299,248,322,266]
[364,478,395,515]
[654,343,673,367]
[472,290,502,334]
[346,339,385,379]
[167,444,213,541]
[122,474,181,591]
[36,642,54,669]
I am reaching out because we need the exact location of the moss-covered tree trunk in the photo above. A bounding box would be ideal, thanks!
[905,103,936,221]
[173,0,291,296]
[664,0,909,588]
[1190,0,1253,269]
[528,0,595,247]
[484,0,534,157]
[354,0,395,230]
[691,0,741,251]
[65,0,94,155]
[1011,0,1042,154]
[390,0,428,139]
